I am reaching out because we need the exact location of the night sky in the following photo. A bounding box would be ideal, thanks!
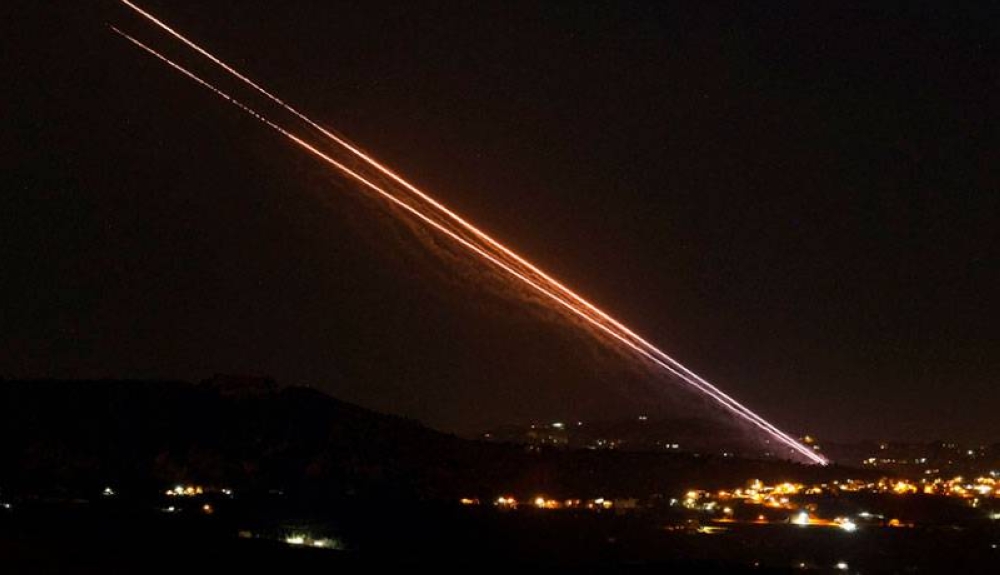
[3,1,997,443]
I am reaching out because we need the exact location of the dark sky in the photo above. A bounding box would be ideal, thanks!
[3,1,997,443]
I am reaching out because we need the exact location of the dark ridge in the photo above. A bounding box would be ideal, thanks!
[0,378,868,501]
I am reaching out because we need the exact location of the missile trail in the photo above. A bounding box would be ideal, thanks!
[116,0,822,463]
[108,27,764,437]
[111,8,826,464]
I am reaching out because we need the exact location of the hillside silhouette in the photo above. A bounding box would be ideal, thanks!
[0,377,861,501]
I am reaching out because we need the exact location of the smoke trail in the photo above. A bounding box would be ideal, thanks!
[109,12,826,464]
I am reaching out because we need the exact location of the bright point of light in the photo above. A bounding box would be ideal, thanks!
[793,512,810,526]
[285,535,306,546]
[102,487,115,497]
[535,497,546,507]
[836,561,849,570]
[551,422,564,429]
[839,520,857,532]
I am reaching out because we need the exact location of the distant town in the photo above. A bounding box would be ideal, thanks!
[3,381,999,572]
[482,417,1000,475]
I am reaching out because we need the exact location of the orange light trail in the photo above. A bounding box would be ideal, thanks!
[111,5,826,465]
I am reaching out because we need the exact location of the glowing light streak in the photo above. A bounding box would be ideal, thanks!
[115,0,819,463]
[110,9,826,464]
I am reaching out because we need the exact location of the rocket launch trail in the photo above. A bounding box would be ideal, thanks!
[112,2,827,465]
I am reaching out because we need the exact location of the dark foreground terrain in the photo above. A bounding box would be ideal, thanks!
[2,379,997,573]
[2,498,998,574]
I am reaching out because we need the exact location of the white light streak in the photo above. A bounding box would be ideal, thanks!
[110,3,827,464]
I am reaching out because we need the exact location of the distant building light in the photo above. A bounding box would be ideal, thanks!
[495,496,517,509]
[285,535,306,546]
[165,484,204,497]
[551,422,564,429]
[836,561,849,570]
[793,512,810,526]
[102,487,115,497]
[839,520,857,532]
[539,497,562,509]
